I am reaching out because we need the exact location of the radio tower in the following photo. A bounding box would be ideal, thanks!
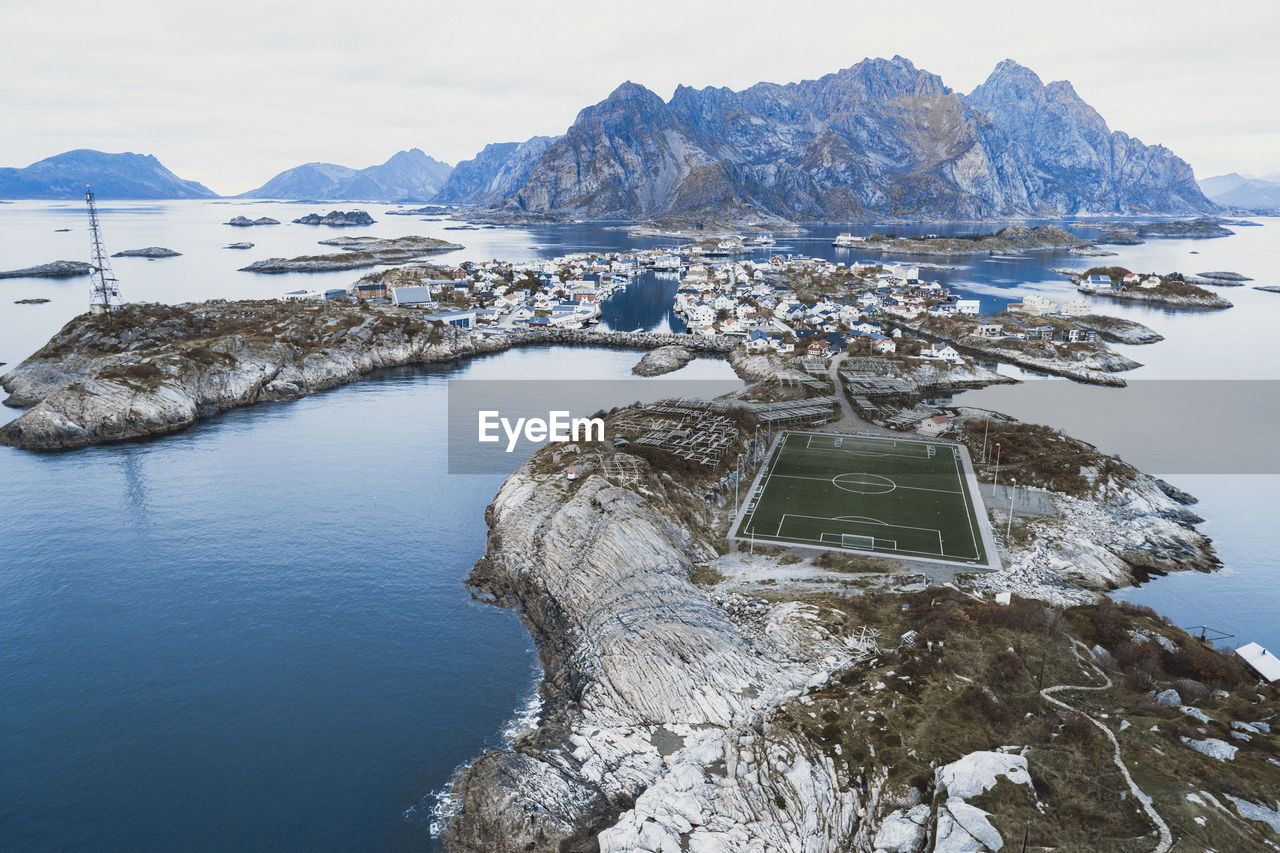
[85,185,123,315]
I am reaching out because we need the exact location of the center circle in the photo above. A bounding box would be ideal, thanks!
[831,472,896,494]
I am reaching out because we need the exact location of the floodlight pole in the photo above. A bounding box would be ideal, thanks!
[735,452,743,509]
[993,442,1001,493]
[981,414,991,463]
[1007,478,1016,539]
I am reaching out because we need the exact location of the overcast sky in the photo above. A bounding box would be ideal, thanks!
[2,0,1276,194]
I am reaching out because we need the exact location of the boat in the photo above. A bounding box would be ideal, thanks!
[749,234,774,246]
[832,233,863,247]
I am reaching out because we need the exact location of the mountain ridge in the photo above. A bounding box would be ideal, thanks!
[240,148,453,202]
[475,57,1217,223]
[0,150,217,200]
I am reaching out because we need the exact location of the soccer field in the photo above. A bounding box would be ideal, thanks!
[731,431,996,568]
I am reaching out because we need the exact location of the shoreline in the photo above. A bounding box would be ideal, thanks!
[0,302,737,451]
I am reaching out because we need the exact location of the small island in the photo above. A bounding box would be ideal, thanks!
[0,260,92,279]
[1095,218,1235,244]
[224,216,280,227]
[853,224,1092,257]
[897,312,1142,386]
[239,235,462,273]
[112,247,181,258]
[1074,267,1233,309]
[632,345,695,376]
[223,242,254,250]
[14,298,51,305]
[291,210,375,227]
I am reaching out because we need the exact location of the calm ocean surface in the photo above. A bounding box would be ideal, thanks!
[1,201,1277,850]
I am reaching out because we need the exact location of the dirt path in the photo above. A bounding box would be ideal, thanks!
[1041,639,1173,853]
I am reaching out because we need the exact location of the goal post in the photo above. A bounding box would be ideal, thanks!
[841,533,875,550]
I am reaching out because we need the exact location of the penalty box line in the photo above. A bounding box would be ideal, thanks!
[777,512,945,555]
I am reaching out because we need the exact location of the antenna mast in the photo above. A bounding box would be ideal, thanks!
[85,186,123,315]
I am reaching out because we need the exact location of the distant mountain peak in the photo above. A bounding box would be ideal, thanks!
[240,149,453,202]
[0,149,217,199]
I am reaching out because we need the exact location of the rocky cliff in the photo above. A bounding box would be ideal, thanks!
[432,137,558,205]
[446,443,872,851]
[484,57,1217,223]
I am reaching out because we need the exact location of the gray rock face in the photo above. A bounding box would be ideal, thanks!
[631,345,694,376]
[0,260,93,279]
[444,456,873,851]
[432,137,558,205]
[488,57,1217,222]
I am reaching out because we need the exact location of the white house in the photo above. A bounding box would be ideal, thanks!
[918,415,952,437]
[926,342,964,364]
[1062,298,1091,316]
[390,286,433,307]
[956,299,980,315]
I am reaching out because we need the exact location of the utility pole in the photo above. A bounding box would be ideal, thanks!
[85,185,123,316]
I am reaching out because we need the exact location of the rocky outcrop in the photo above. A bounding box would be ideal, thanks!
[483,57,1216,222]
[1076,315,1164,344]
[445,448,873,851]
[631,345,694,376]
[0,260,93,279]
[1084,286,1232,310]
[860,225,1090,256]
[111,246,180,258]
[291,210,375,226]
[224,216,279,227]
[0,306,733,451]
[223,241,254,249]
[238,237,461,273]
[1195,271,1251,283]
[971,471,1217,598]
[0,303,502,450]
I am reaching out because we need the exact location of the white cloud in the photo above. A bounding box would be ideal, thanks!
[2,0,1275,193]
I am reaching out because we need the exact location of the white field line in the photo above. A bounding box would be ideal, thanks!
[778,513,944,555]
[952,448,981,560]
[768,472,962,496]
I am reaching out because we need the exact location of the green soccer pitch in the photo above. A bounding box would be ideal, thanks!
[731,431,997,568]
